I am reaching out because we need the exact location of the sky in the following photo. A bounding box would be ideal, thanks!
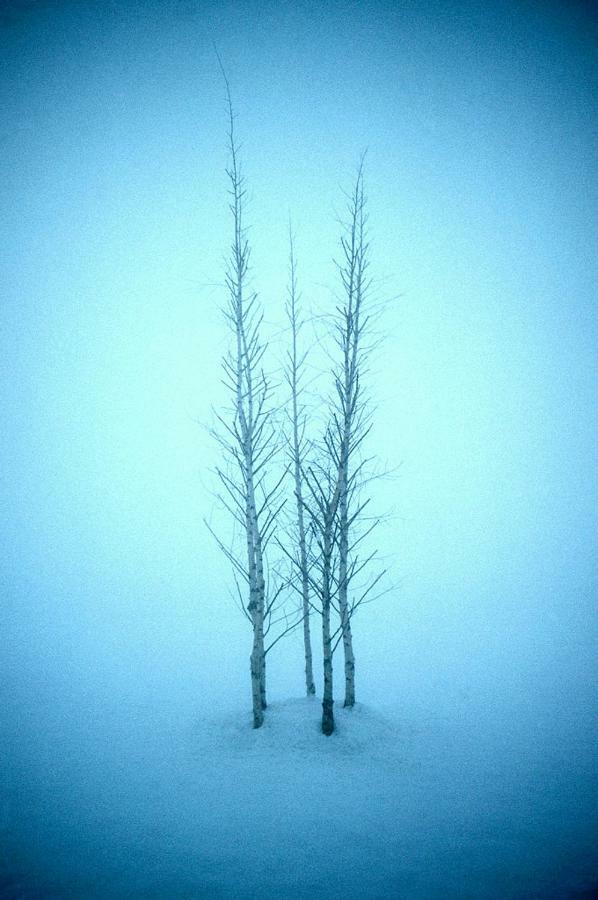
[1,0,597,734]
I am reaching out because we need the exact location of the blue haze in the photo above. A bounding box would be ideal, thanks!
[1,0,596,896]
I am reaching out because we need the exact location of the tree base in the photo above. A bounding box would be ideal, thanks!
[322,698,334,735]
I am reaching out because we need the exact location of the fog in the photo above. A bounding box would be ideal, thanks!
[1,1,597,897]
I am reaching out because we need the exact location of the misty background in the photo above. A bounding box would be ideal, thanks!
[1,0,597,896]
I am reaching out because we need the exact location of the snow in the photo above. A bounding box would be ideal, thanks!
[2,684,596,899]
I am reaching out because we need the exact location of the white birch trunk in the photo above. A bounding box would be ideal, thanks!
[297,481,315,696]
[321,521,335,735]
[338,462,356,707]
[293,436,315,696]
[244,417,267,719]
[287,236,316,696]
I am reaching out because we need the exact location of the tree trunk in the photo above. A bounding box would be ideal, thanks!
[321,522,335,735]
[322,596,334,735]
[303,590,316,696]
[338,537,356,707]
[342,618,355,707]
[250,647,263,729]
[245,430,267,720]
[338,441,356,707]
[296,475,315,695]
[260,650,267,710]
[245,493,264,727]
[287,233,316,698]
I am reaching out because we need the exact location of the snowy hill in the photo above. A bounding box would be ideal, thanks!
[3,692,596,898]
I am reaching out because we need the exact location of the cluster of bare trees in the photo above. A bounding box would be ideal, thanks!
[209,75,384,736]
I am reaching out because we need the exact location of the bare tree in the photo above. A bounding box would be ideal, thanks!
[209,67,288,728]
[301,159,385,733]
[284,227,316,697]
[301,449,341,734]
[329,157,374,708]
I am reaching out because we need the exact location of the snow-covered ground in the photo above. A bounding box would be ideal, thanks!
[2,678,596,899]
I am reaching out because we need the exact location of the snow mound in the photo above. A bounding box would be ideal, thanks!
[190,696,406,766]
